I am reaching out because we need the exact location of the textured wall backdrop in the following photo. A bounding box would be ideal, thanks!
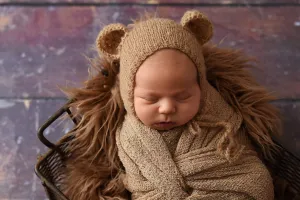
[0,0,299,199]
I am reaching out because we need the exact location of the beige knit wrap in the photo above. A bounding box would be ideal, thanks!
[97,10,274,199]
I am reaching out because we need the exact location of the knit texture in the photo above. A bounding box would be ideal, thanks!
[97,10,274,199]
[116,83,274,199]
[119,18,206,116]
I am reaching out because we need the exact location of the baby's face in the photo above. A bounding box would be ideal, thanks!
[134,49,201,131]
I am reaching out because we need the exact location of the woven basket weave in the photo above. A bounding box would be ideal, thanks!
[35,101,300,200]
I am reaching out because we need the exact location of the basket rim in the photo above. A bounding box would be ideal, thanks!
[34,134,73,200]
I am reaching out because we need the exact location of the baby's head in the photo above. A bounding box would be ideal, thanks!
[134,49,201,130]
[97,10,213,130]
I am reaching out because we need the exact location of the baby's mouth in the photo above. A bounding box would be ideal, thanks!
[153,121,176,129]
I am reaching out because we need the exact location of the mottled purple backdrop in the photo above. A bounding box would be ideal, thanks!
[0,0,299,199]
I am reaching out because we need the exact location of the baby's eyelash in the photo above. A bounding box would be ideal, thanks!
[141,97,158,102]
[175,94,191,100]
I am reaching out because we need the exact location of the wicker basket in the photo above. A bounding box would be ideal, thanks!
[35,100,77,200]
[35,101,300,200]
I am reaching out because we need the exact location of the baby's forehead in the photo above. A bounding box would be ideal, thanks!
[135,54,198,86]
[134,66,198,96]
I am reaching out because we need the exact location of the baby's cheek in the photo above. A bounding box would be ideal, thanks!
[182,101,200,120]
[134,101,154,125]
[133,99,142,116]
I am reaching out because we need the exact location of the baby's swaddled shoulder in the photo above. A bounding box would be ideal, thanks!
[234,149,274,200]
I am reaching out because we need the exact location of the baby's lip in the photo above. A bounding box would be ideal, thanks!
[154,121,176,127]
[156,121,175,124]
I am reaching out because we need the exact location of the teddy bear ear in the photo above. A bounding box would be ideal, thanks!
[96,23,128,60]
[181,11,213,45]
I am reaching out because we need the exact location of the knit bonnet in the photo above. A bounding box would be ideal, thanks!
[62,11,275,199]
[94,11,270,200]
[96,10,213,116]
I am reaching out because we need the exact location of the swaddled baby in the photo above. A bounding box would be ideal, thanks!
[63,10,280,200]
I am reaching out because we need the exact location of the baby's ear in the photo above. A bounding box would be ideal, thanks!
[181,11,213,45]
[96,23,127,60]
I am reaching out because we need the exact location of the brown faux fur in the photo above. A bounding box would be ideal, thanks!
[61,58,128,199]
[60,42,281,199]
[203,44,281,160]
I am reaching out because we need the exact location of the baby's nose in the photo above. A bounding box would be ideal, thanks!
[158,99,176,114]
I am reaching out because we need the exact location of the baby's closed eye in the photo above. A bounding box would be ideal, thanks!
[139,93,192,103]
[140,96,159,102]
[175,93,192,101]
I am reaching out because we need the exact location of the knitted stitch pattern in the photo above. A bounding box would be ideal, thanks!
[96,10,274,199]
